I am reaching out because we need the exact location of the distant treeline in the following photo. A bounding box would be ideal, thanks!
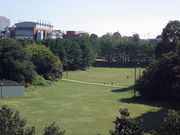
[0,32,156,83]
[41,33,156,70]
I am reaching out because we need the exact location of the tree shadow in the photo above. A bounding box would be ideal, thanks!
[136,108,168,133]
[120,96,179,108]
[119,96,179,133]
[111,85,134,93]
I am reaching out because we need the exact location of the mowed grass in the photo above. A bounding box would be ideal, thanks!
[0,68,173,135]
[64,67,144,86]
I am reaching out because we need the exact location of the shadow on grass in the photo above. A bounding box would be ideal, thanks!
[120,96,179,108]
[119,96,179,133]
[111,85,134,93]
[137,108,167,133]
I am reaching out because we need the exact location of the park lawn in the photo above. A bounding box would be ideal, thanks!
[64,67,144,86]
[0,68,172,135]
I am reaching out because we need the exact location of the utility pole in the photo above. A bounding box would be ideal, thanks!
[134,66,137,97]
[65,59,68,79]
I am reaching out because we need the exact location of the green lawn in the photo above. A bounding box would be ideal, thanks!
[64,67,144,86]
[0,68,174,135]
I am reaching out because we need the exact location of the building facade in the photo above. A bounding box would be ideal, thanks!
[15,21,53,41]
[63,31,88,39]
[0,16,10,32]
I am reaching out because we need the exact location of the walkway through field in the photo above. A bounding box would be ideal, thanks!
[62,78,127,88]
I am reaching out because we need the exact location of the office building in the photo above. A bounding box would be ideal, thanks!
[0,16,10,32]
[15,21,53,41]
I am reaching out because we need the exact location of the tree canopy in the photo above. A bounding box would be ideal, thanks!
[0,39,36,83]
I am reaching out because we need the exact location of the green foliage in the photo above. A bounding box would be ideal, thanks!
[0,105,35,135]
[100,34,115,63]
[156,20,180,58]
[110,108,144,135]
[42,37,95,70]
[28,44,63,80]
[43,122,65,135]
[0,39,36,83]
[156,110,180,135]
[90,34,100,56]
[135,52,180,100]
[99,33,155,66]
[32,75,50,86]
[73,37,94,69]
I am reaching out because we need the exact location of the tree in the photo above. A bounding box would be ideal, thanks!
[28,44,63,80]
[109,108,144,135]
[100,34,114,63]
[64,40,82,70]
[0,105,35,135]
[42,38,66,63]
[90,34,100,57]
[135,52,180,100]
[73,37,94,69]
[156,20,180,58]
[43,122,65,135]
[0,39,36,83]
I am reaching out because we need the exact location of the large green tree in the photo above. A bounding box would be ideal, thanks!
[156,20,180,58]
[28,44,63,80]
[0,39,36,83]
[135,52,180,100]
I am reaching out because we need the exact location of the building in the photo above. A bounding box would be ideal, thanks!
[48,30,64,39]
[0,16,10,32]
[63,31,88,39]
[0,80,25,98]
[15,21,53,41]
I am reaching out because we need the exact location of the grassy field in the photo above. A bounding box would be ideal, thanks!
[64,67,144,86]
[0,68,174,135]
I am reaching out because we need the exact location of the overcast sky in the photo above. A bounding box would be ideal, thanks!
[1,0,180,38]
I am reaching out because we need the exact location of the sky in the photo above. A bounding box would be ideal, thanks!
[1,0,180,38]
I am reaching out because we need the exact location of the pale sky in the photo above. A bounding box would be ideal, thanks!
[1,0,180,38]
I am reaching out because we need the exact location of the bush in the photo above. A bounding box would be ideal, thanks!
[32,75,50,86]
[43,122,65,135]
[0,105,35,135]
[109,108,144,135]
[135,52,180,100]
[28,44,63,80]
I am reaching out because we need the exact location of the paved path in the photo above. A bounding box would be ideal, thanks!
[62,78,126,88]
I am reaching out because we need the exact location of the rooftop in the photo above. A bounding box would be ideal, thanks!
[0,80,24,86]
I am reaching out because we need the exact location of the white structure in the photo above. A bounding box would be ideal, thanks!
[0,16,10,32]
[0,80,25,98]
[48,30,64,39]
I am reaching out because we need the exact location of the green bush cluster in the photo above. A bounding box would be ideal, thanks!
[0,39,63,84]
